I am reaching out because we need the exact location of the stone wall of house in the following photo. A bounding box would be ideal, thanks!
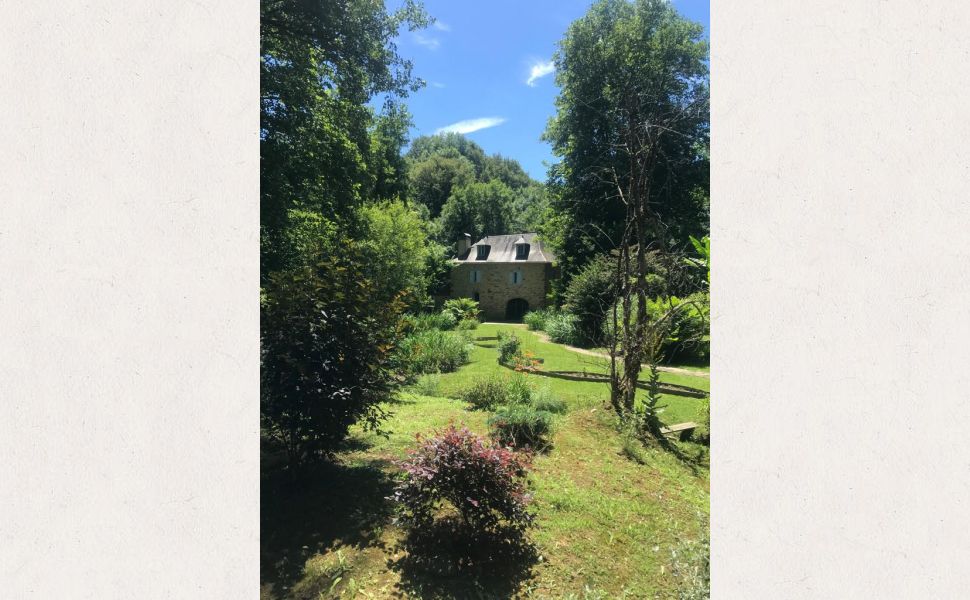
[450,262,552,321]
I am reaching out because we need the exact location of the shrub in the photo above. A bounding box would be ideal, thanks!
[523,308,551,331]
[398,329,471,375]
[459,373,530,410]
[456,318,480,330]
[404,310,457,333]
[497,330,522,365]
[601,292,709,364]
[443,297,481,322]
[504,372,532,405]
[411,373,441,397]
[391,425,535,535]
[529,385,567,414]
[545,312,582,346]
[260,246,403,463]
[460,376,511,410]
[489,406,556,449]
[562,255,618,346]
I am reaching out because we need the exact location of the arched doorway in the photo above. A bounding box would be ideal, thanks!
[505,298,529,322]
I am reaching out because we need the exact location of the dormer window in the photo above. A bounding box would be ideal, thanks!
[476,245,490,260]
[515,243,530,260]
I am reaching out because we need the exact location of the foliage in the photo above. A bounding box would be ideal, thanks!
[407,132,488,176]
[408,151,476,217]
[260,0,429,275]
[562,254,619,347]
[443,297,481,322]
[438,180,516,244]
[684,234,710,288]
[404,310,457,333]
[459,372,531,410]
[359,200,435,307]
[397,329,471,375]
[529,385,567,414]
[260,245,404,463]
[497,330,522,365]
[390,425,535,535]
[411,373,442,397]
[510,350,543,373]
[602,292,709,364]
[545,312,582,346]
[456,318,480,331]
[489,405,556,449]
[543,0,709,284]
[693,397,710,446]
[523,308,553,331]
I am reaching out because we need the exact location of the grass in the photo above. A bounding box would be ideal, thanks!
[262,323,709,599]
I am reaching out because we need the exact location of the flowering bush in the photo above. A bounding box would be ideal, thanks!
[390,425,535,535]
[511,350,542,372]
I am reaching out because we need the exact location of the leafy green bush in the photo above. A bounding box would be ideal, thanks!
[443,297,481,322]
[489,405,556,449]
[261,247,403,463]
[523,308,552,331]
[411,373,441,397]
[456,318,480,330]
[562,255,618,346]
[391,425,535,535]
[545,312,582,346]
[460,373,530,410]
[397,329,471,374]
[404,310,457,333]
[601,292,709,364]
[497,330,522,365]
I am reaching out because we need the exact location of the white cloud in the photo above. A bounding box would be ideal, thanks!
[414,32,440,50]
[432,21,451,32]
[526,60,555,87]
[434,117,507,135]
[430,81,446,89]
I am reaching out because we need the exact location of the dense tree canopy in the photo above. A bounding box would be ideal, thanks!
[543,0,709,283]
[260,0,428,275]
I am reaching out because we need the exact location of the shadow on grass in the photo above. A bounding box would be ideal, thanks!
[260,459,395,597]
[388,517,539,599]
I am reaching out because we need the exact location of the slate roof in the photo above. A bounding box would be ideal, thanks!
[454,233,555,263]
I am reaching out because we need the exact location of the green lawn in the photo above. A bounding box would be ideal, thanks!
[261,324,709,599]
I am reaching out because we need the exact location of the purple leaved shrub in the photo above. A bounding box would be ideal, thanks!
[390,425,535,536]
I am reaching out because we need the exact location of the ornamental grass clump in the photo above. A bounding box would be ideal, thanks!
[398,329,471,375]
[488,406,556,450]
[390,425,535,537]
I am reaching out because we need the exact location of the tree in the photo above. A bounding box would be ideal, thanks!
[407,151,476,217]
[359,200,434,308]
[260,0,429,275]
[438,180,516,244]
[407,132,488,176]
[543,0,709,286]
[546,0,709,428]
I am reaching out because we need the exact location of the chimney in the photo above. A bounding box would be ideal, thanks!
[456,233,472,256]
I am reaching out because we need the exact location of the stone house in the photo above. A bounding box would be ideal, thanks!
[450,232,557,321]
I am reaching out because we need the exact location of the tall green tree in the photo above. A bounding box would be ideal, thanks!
[407,151,476,217]
[544,0,708,423]
[438,180,516,244]
[260,0,429,275]
[543,0,709,284]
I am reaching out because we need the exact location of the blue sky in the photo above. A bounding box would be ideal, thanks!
[391,0,710,180]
